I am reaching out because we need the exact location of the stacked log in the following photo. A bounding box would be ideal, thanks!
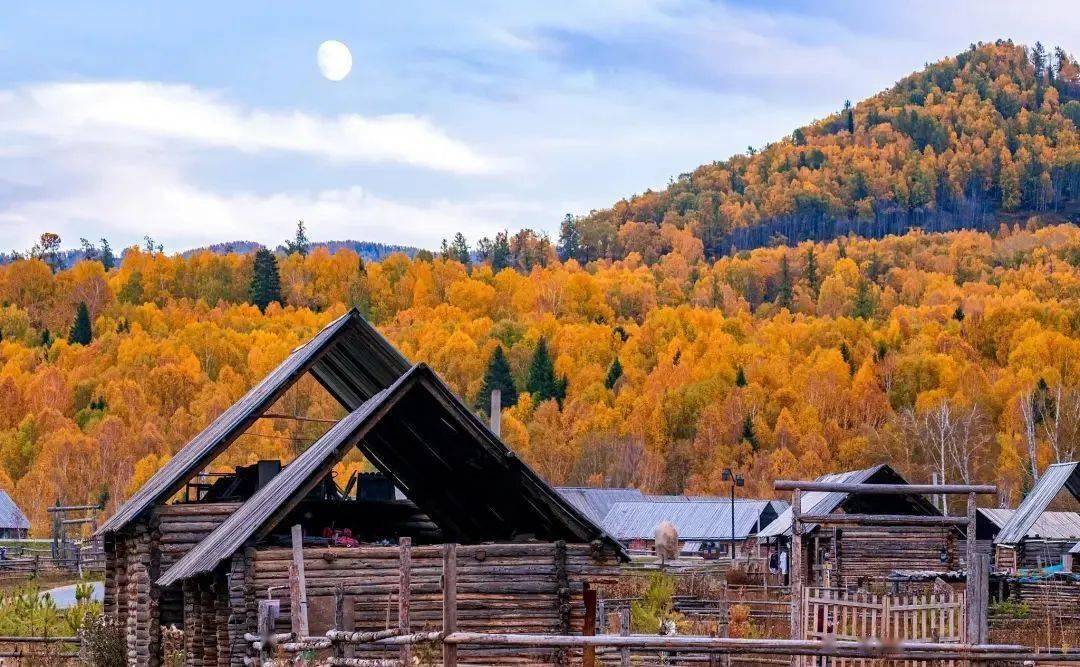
[833,526,954,587]
[241,542,619,665]
[155,502,241,626]
[124,523,161,667]
[1015,577,1080,615]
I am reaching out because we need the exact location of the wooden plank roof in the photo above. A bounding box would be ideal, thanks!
[994,462,1080,545]
[757,463,942,538]
[98,309,409,536]
[158,364,626,586]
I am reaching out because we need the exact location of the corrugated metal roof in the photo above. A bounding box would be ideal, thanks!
[994,462,1080,545]
[1070,540,1080,554]
[556,487,645,525]
[983,507,1080,540]
[601,498,781,541]
[0,490,29,530]
[158,364,626,586]
[756,464,942,538]
[99,309,409,536]
[979,508,1015,529]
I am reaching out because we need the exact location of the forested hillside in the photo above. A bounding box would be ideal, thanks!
[3,40,1080,535]
[558,40,1079,259]
[3,218,1080,532]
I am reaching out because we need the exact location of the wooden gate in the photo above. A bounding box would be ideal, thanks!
[802,587,965,666]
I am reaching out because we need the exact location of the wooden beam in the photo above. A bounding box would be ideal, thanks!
[399,537,411,666]
[619,608,630,667]
[582,583,596,667]
[442,543,457,667]
[489,389,501,438]
[290,524,309,637]
[789,486,803,664]
[799,514,970,527]
[774,481,997,495]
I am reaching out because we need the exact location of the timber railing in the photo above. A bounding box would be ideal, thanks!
[0,635,82,662]
[244,539,1080,666]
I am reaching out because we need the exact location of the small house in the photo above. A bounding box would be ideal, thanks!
[993,462,1080,572]
[0,490,29,539]
[97,310,626,666]
[757,464,957,588]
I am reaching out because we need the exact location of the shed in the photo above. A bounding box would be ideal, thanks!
[757,464,956,588]
[98,310,625,666]
[0,490,29,539]
[993,462,1080,572]
[555,487,645,525]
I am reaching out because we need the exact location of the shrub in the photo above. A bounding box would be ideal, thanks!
[79,612,125,667]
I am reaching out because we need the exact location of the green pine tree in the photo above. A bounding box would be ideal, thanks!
[776,254,793,309]
[249,248,282,312]
[735,365,748,387]
[526,338,560,403]
[491,232,511,271]
[69,302,92,345]
[804,247,821,297]
[476,346,518,414]
[99,238,115,271]
[604,357,623,390]
[852,278,876,319]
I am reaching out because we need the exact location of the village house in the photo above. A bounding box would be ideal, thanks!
[757,464,958,589]
[0,490,29,540]
[97,309,626,667]
[993,461,1080,572]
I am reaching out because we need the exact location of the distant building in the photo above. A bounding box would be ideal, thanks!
[0,490,30,539]
[993,462,1080,572]
[592,496,785,558]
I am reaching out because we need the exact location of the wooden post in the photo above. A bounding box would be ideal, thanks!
[257,598,278,665]
[399,537,412,666]
[333,584,345,660]
[583,583,596,667]
[290,524,309,638]
[789,487,803,666]
[490,389,502,438]
[619,608,631,667]
[967,553,989,646]
[442,543,457,667]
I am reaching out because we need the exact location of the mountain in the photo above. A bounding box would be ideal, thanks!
[559,40,1080,261]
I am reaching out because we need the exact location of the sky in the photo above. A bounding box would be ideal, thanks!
[0,2,1076,253]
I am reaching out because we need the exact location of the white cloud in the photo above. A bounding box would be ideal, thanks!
[0,82,494,174]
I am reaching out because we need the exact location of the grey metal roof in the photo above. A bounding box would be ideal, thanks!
[978,508,1015,529]
[99,309,409,536]
[994,462,1080,545]
[601,498,782,541]
[555,487,645,525]
[158,364,626,586]
[1071,540,1080,554]
[982,507,1080,540]
[756,463,942,538]
[0,490,29,530]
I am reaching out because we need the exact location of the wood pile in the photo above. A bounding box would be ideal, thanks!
[240,542,619,665]
[1015,577,1080,616]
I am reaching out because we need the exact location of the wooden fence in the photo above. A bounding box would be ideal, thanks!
[802,587,965,667]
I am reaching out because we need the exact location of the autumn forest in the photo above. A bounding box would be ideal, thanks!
[2,40,1079,534]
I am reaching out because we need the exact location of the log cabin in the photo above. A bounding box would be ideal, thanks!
[993,461,1080,573]
[97,309,625,666]
[757,464,958,590]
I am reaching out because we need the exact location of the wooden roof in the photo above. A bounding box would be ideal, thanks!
[994,462,1080,545]
[98,309,409,535]
[158,364,626,586]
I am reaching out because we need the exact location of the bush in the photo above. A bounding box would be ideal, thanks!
[79,612,125,667]
[630,572,682,634]
[988,599,1030,619]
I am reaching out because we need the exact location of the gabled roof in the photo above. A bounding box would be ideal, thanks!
[159,364,626,586]
[1070,540,1080,555]
[99,309,409,536]
[0,490,29,531]
[995,462,1080,545]
[602,498,784,542]
[556,487,646,525]
[757,464,941,538]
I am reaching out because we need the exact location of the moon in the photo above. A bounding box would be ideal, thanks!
[317,40,353,81]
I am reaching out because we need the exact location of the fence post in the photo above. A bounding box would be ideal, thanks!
[789,488,803,652]
[333,584,345,660]
[442,543,457,667]
[619,607,630,667]
[289,524,309,638]
[257,598,278,665]
[399,536,412,666]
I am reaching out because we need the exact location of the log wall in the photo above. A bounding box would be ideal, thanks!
[225,541,620,665]
[831,525,956,587]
